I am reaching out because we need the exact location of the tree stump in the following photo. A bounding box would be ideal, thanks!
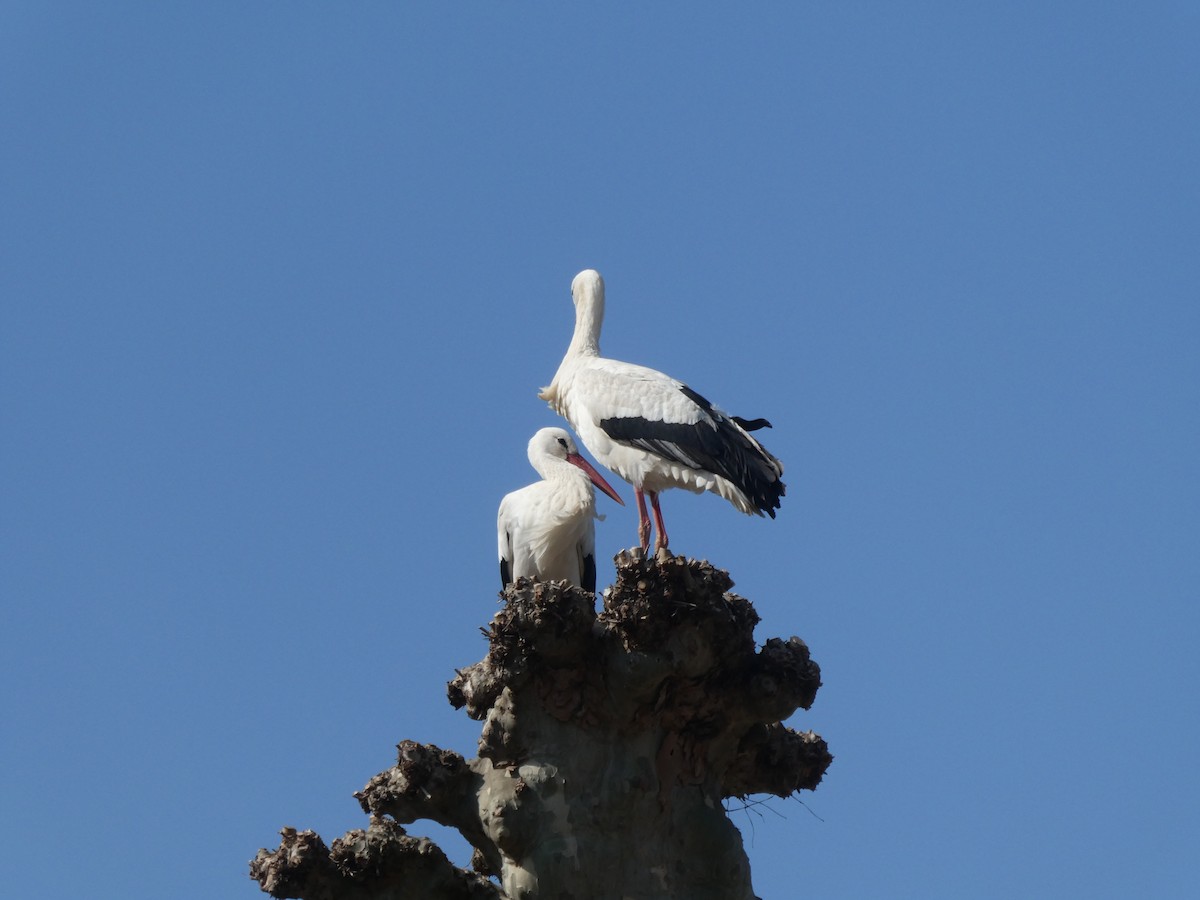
[251,550,832,899]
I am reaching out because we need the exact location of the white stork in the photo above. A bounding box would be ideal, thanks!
[539,269,785,552]
[498,427,625,593]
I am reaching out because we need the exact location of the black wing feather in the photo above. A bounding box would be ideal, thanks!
[582,554,597,594]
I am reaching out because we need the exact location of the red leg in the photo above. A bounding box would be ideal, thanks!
[648,490,669,551]
[634,488,652,552]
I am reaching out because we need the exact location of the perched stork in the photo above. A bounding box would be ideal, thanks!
[539,269,784,552]
[498,427,625,593]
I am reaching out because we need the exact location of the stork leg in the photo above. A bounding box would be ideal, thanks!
[634,488,652,551]
[648,490,669,551]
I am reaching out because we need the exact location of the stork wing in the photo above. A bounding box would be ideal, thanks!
[570,360,784,516]
[498,495,516,587]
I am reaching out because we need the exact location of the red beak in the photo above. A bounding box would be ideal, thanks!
[566,454,625,505]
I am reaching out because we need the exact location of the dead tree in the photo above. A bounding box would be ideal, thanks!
[251,549,832,899]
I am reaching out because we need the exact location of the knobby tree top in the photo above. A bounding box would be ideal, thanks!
[251,549,832,900]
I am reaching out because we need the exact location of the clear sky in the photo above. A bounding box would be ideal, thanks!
[2,3,1197,898]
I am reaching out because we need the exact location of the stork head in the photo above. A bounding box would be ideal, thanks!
[571,269,604,307]
[528,427,624,505]
[529,426,580,463]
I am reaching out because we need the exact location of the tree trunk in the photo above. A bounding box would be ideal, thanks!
[251,549,832,899]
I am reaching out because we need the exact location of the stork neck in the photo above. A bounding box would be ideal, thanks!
[569,291,603,357]
[538,456,589,491]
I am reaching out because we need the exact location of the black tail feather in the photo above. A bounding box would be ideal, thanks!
[732,416,772,432]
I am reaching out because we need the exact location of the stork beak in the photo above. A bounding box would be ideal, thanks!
[567,454,625,505]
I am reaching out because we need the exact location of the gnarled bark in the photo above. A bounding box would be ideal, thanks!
[251,550,832,899]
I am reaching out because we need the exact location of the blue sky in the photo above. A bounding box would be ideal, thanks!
[2,3,1197,898]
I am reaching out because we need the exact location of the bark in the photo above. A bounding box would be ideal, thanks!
[251,549,832,899]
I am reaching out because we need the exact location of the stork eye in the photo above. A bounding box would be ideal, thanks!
[557,438,568,449]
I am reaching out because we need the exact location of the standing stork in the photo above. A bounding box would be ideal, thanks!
[539,269,784,552]
[498,427,625,593]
